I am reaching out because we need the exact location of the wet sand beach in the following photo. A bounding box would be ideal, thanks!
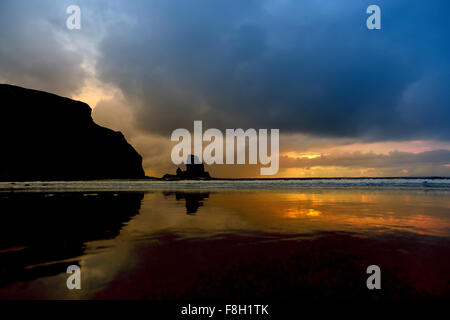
[0,179,449,300]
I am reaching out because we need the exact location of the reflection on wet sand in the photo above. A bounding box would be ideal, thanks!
[0,192,144,289]
[163,191,210,214]
[0,189,449,299]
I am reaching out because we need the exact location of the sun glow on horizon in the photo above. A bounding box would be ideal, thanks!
[282,152,322,160]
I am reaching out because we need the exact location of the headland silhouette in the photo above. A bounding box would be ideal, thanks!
[0,84,145,181]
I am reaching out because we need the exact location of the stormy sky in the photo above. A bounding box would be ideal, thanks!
[1,0,449,177]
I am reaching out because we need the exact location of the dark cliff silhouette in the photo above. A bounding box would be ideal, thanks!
[163,154,211,180]
[0,84,145,181]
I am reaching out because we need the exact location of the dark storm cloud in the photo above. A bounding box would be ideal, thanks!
[0,0,90,96]
[1,0,449,142]
[95,0,450,140]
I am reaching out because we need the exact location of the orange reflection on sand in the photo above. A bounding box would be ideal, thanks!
[284,208,321,219]
[208,190,450,237]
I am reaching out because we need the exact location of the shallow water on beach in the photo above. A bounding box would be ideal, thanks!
[0,181,449,299]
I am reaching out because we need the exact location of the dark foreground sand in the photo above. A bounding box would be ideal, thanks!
[94,231,450,300]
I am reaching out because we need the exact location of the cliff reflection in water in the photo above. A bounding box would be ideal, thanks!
[0,192,144,287]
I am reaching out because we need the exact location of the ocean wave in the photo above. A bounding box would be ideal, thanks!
[1,178,449,192]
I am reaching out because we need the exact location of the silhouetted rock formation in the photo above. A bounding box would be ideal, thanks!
[163,155,211,180]
[0,84,145,181]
